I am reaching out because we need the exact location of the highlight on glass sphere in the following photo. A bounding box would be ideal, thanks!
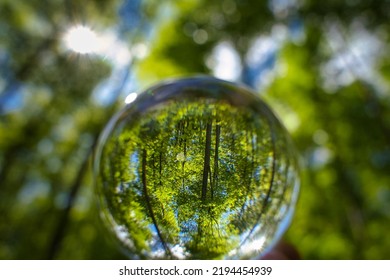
[94,76,300,259]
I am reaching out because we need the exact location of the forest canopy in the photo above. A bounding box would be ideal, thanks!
[0,0,390,259]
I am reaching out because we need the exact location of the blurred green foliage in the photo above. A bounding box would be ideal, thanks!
[0,0,389,259]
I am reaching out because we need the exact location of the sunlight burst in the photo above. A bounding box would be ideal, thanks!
[63,25,99,54]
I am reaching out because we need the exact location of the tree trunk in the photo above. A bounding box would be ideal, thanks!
[142,149,171,256]
[182,139,186,188]
[201,122,212,202]
[212,124,221,200]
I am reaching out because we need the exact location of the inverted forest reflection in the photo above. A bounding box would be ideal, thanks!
[95,77,298,259]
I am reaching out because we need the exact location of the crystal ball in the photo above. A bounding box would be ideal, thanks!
[94,76,299,259]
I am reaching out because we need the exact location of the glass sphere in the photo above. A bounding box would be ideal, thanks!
[94,76,299,259]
